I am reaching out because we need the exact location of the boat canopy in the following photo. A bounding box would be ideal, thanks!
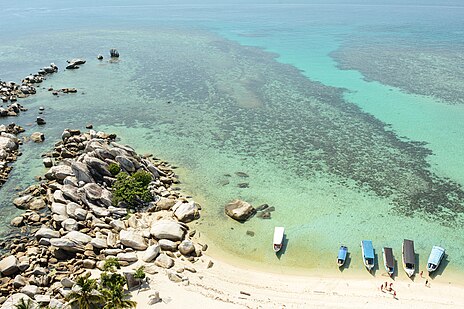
[362,240,374,259]
[403,239,415,266]
[273,227,284,244]
[383,247,394,268]
[338,246,348,260]
[428,246,445,265]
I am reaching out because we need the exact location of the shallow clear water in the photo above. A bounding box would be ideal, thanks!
[1,1,464,280]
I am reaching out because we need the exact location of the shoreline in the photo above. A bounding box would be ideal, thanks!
[127,251,464,309]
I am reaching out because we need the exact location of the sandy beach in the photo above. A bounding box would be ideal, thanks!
[128,253,464,309]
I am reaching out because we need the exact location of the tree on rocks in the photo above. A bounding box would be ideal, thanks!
[112,170,152,208]
[67,274,103,309]
[99,258,136,309]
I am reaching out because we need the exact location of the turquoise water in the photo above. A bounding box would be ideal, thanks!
[1,1,464,280]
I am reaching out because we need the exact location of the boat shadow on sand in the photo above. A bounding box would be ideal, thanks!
[276,234,289,260]
[429,254,449,280]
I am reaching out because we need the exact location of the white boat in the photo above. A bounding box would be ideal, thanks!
[273,227,285,252]
[402,239,415,277]
[361,240,375,271]
[427,246,445,273]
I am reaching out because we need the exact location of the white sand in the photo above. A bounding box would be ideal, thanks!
[128,255,464,309]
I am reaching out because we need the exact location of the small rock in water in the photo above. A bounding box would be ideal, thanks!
[256,211,271,219]
[238,183,249,188]
[246,230,255,237]
[219,179,229,186]
[235,171,249,177]
[85,123,93,129]
[97,54,103,60]
[36,117,46,125]
[256,204,269,211]
[38,106,44,111]
[110,48,120,58]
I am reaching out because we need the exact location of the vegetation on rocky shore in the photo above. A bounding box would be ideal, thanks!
[0,129,207,308]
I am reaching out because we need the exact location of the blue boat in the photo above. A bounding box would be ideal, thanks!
[361,240,375,271]
[337,245,348,267]
[427,246,445,273]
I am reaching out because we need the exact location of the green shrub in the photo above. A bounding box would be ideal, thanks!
[103,257,120,272]
[112,170,152,207]
[108,163,121,176]
[134,266,146,280]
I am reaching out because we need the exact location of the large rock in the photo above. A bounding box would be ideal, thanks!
[156,197,176,210]
[28,198,46,210]
[51,202,67,216]
[0,255,19,276]
[13,194,33,209]
[61,218,79,231]
[50,238,82,252]
[20,285,38,298]
[150,220,185,241]
[45,165,73,181]
[61,184,80,202]
[13,275,27,288]
[173,201,200,223]
[74,208,88,221]
[71,161,94,183]
[0,136,17,151]
[116,252,138,263]
[142,244,160,262]
[53,190,68,204]
[115,155,135,172]
[85,157,112,177]
[30,132,45,143]
[224,200,255,221]
[0,293,35,309]
[158,239,178,251]
[108,206,127,217]
[154,254,173,269]
[88,204,110,217]
[60,278,75,288]
[178,240,195,256]
[120,230,147,250]
[64,231,92,246]
[83,183,102,200]
[35,227,60,240]
[90,238,108,249]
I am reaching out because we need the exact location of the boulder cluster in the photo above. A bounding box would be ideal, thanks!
[0,129,206,308]
[0,124,24,186]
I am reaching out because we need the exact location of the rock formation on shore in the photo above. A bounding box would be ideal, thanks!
[0,124,24,187]
[0,129,206,308]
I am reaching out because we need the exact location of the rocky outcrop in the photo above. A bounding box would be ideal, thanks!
[0,124,23,187]
[1,129,208,305]
[224,199,256,221]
